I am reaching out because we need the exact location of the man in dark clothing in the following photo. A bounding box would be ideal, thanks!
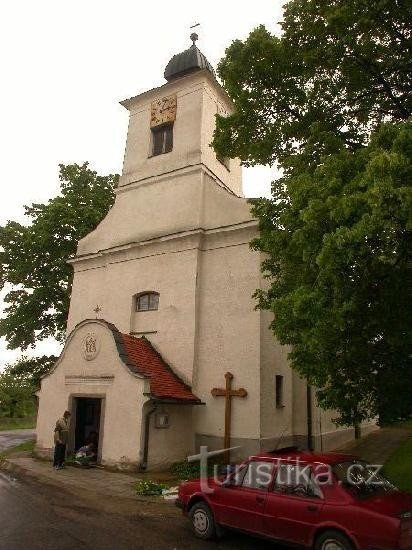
[53,410,71,470]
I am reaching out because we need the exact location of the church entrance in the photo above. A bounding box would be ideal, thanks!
[74,397,102,459]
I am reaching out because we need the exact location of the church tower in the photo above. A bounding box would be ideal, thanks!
[67,35,255,389]
[119,32,243,197]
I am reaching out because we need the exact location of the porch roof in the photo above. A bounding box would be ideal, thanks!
[117,331,202,404]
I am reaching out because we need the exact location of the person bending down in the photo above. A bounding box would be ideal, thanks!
[75,442,97,467]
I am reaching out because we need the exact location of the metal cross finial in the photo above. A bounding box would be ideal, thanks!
[190,23,200,46]
[93,305,102,318]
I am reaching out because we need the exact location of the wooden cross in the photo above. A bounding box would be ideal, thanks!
[211,372,248,463]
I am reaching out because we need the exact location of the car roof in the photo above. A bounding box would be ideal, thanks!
[250,449,357,466]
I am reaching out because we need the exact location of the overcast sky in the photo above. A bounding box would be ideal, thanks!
[0,0,283,367]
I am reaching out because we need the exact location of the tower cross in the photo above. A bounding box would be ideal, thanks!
[189,22,200,45]
[211,372,247,463]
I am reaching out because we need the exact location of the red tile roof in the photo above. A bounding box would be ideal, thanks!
[121,333,201,404]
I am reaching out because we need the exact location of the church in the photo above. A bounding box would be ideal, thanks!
[35,36,376,470]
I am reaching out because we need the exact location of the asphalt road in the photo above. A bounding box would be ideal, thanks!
[0,470,283,550]
[0,429,35,453]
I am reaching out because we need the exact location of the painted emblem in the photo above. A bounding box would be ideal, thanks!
[82,332,100,361]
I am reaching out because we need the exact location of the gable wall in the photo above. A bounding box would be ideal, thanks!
[36,322,147,467]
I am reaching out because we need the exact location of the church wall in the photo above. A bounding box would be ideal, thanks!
[36,322,148,468]
[200,82,243,196]
[146,404,195,470]
[310,395,379,451]
[75,169,204,257]
[192,232,262,451]
[107,248,199,385]
[291,371,311,444]
[259,307,295,450]
[74,164,253,260]
[199,172,254,229]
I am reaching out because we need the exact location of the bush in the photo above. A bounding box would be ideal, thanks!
[134,479,168,496]
[170,460,222,481]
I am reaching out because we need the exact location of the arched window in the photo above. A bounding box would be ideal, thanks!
[136,292,159,312]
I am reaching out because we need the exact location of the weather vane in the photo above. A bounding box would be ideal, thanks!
[93,305,102,318]
[190,22,200,45]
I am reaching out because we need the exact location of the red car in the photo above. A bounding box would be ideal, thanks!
[177,448,412,549]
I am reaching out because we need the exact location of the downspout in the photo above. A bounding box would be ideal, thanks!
[306,384,314,451]
[140,403,157,471]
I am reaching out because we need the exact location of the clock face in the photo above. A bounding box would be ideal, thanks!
[150,94,177,127]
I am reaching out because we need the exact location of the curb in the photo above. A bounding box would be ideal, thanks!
[0,457,56,486]
[0,457,173,506]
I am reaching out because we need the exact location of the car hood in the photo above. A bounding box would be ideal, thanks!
[357,491,412,517]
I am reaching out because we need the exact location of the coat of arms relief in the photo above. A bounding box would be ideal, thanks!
[82,332,100,361]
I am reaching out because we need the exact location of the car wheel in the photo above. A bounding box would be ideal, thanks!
[189,502,216,540]
[315,530,354,550]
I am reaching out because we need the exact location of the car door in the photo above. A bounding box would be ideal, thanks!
[263,462,324,546]
[213,459,274,536]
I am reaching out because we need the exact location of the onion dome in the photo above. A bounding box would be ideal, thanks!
[164,33,216,82]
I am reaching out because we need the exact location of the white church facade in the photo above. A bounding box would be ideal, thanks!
[36,39,375,470]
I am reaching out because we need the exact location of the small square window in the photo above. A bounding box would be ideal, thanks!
[136,293,159,312]
[151,124,173,156]
[155,413,170,429]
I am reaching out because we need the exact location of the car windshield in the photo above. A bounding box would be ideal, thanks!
[333,461,397,499]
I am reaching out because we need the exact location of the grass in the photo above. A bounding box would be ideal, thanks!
[381,419,412,430]
[0,440,35,463]
[384,436,412,492]
[0,416,36,431]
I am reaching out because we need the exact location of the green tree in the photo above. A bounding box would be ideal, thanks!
[0,163,117,350]
[7,355,57,389]
[214,0,411,168]
[0,366,35,418]
[213,0,412,424]
[252,122,411,426]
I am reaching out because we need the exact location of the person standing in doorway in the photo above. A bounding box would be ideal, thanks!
[53,410,71,470]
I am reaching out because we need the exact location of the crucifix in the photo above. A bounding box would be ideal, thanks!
[211,372,248,463]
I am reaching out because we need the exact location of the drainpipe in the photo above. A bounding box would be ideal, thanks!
[139,404,157,471]
[306,384,314,451]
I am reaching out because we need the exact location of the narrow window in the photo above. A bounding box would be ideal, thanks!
[151,124,173,156]
[136,292,159,312]
[275,375,284,408]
